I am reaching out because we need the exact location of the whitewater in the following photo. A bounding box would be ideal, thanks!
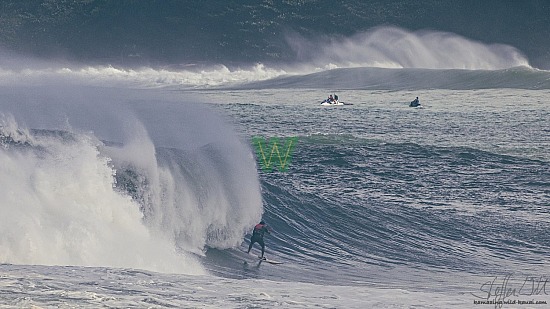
[1,27,549,308]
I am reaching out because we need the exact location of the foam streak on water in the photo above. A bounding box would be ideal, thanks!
[0,264,477,309]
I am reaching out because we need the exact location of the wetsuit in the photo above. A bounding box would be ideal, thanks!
[247,223,270,257]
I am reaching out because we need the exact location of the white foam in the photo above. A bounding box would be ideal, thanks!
[0,62,288,89]
[0,116,203,274]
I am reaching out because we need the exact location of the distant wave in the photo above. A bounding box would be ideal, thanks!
[0,26,537,90]
[3,63,548,91]
[238,66,550,90]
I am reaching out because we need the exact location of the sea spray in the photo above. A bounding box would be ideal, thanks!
[286,26,530,70]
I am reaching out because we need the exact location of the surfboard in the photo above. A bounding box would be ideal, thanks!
[258,256,283,265]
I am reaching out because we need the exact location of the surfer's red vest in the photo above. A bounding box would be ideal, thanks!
[253,223,267,237]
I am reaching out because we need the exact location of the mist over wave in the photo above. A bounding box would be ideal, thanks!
[287,27,530,70]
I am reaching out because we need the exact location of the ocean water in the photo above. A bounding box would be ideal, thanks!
[1,83,548,308]
[1,4,550,307]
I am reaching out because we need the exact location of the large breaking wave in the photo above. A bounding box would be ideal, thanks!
[0,85,263,274]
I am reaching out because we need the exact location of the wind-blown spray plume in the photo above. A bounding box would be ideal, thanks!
[288,26,530,70]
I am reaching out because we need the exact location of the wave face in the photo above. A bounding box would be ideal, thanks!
[0,85,263,274]
[261,134,549,273]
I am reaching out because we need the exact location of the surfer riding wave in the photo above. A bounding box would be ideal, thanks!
[247,220,272,258]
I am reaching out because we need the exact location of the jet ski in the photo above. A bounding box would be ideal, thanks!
[320,96,353,106]
[320,99,345,106]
